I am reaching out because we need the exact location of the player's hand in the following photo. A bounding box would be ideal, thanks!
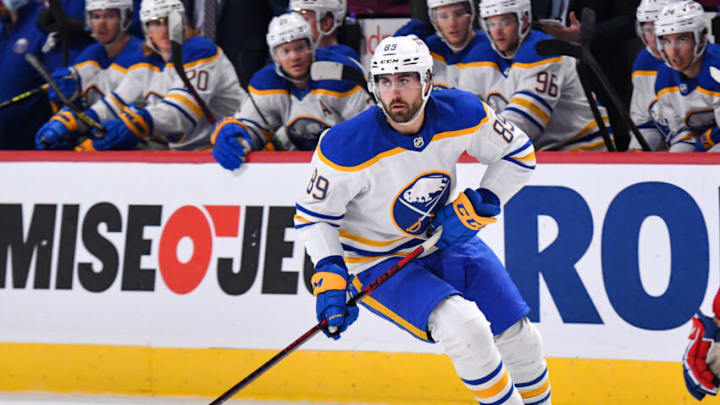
[541,11,580,42]
[428,188,499,250]
[696,127,720,152]
[211,118,254,171]
[684,311,720,400]
[394,18,428,40]
[89,107,152,151]
[48,67,80,106]
[312,256,359,340]
[35,109,79,150]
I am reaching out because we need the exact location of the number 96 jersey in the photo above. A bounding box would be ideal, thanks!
[295,89,536,274]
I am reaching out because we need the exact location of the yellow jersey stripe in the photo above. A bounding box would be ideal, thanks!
[129,62,161,72]
[344,252,410,264]
[631,70,657,79]
[167,93,204,118]
[513,57,563,69]
[310,85,362,98]
[510,97,550,123]
[74,60,100,70]
[456,61,501,71]
[656,86,679,98]
[165,49,220,70]
[697,86,720,97]
[110,63,128,74]
[249,86,290,96]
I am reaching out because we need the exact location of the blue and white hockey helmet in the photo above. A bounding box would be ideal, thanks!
[139,0,184,24]
[289,0,346,36]
[654,0,707,67]
[368,35,434,125]
[267,12,315,55]
[427,0,476,52]
[479,0,532,59]
[636,0,682,47]
[85,0,133,35]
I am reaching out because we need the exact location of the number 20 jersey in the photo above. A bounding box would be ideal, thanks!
[294,89,536,274]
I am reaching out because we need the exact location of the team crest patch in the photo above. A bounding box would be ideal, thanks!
[679,83,688,94]
[13,38,28,54]
[392,172,451,236]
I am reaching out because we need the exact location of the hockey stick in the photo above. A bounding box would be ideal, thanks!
[25,53,105,135]
[310,60,374,99]
[168,10,215,124]
[0,84,48,110]
[534,13,651,151]
[208,229,443,405]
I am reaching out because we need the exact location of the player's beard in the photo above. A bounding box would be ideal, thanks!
[384,96,423,124]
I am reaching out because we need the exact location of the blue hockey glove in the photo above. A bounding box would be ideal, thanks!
[696,127,720,152]
[394,18,428,40]
[683,311,720,400]
[47,67,81,107]
[88,107,152,151]
[211,118,254,171]
[428,188,499,250]
[35,109,80,150]
[311,256,359,340]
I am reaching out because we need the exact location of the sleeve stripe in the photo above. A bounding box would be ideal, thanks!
[502,156,536,170]
[510,97,550,123]
[99,98,119,119]
[295,221,339,229]
[341,239,424,257]
[515,91,553,112]
[504,107,545,132]
[295,203,344,221]
[166,93,204,118]
[161,100,197,126]
[504,139,534,157]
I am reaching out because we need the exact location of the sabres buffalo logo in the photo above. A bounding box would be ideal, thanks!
[392,172,451,236]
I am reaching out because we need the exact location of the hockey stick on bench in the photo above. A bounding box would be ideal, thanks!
[535,13,651,151]
[25,53,105,136]
[168,10,216,124]
[208,228,443,405]
[0,83,48,110]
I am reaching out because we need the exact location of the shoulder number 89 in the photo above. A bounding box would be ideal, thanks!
[492,115,515,143]
[306,168,330,200]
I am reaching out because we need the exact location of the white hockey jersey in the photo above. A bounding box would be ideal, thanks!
[234,48,373,151]
[89,36,246,150]
[653,43,720,152]
[458,30,610,151]
[71,36,144,108]
[294,89,535,274]
[629,48,667,150]
[425,29,491,90]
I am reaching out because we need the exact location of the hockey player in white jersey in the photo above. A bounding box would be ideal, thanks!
[35,0,144,150]
[64,0,245,151]
[459,0,610,151]
[289,0,359,61]
[394,0,492,90]
[628,0,682,151]
[653,0,720,152]
[210,12,372,170]
[295,35,550,405]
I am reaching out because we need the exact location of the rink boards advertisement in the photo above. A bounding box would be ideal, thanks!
[0,151,718,403]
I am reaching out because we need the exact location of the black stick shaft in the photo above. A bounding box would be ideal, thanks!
[208,231,440,405]
[0,84,47,110]
[577,62,615,151]
[170,42,216,123]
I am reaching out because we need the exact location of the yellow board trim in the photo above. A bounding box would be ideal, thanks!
[0,343,699,404]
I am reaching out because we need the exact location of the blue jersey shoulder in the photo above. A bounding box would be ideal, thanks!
[514,30,555,64]
[318,107,395,167]
[248,63,287,91]
[182,35,219,64]
[112,36,145,68]
[74,43,109,67]
[429,88,488,133]
[697,44,720,93]
[632,47,663,73]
